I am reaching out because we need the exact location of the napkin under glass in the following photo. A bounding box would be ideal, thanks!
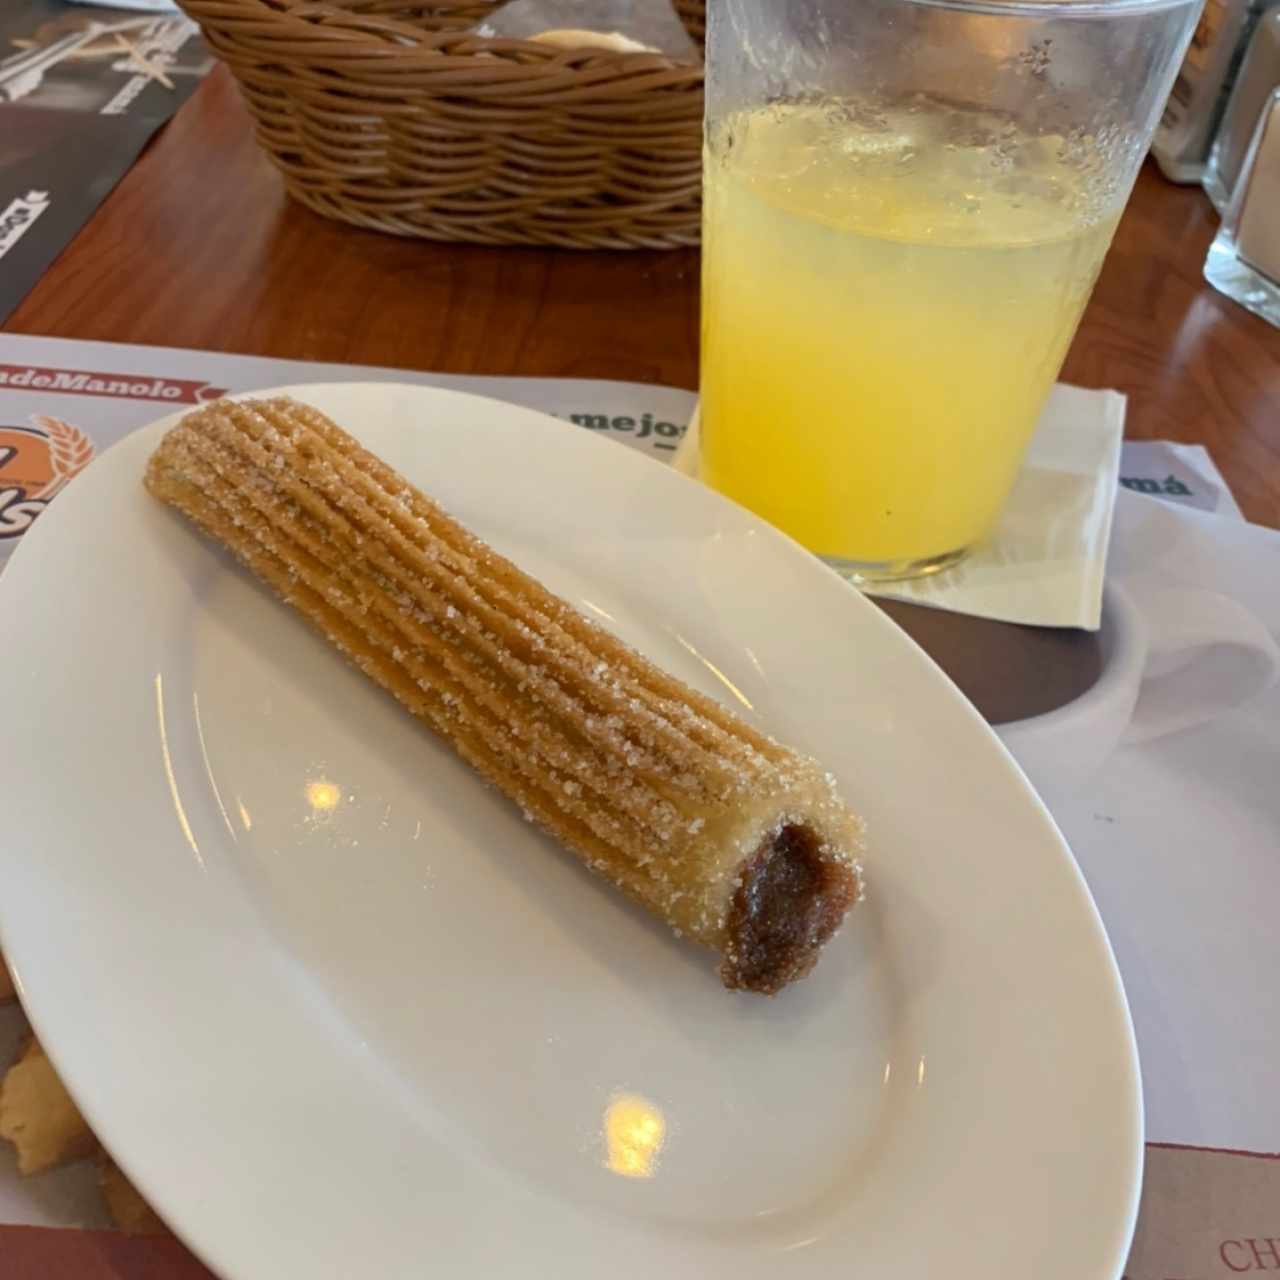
[675,384,1127,630]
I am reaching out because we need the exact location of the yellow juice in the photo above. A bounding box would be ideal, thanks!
[700,102,1121,573]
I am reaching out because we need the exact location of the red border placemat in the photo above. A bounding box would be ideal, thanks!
[0,1225,214,1279]
[1,1143,1275,1279]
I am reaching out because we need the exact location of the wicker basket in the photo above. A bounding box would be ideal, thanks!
[177,0,706,249]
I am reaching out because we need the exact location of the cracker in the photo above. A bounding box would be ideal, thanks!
[99,1155,170,1236]
[0,1037,96,1175]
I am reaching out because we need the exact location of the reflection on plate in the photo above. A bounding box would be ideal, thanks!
[0,383,1140,1280]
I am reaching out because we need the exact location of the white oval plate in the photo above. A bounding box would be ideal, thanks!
[0,383,1140,1280]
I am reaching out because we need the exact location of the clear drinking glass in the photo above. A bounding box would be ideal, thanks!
[700,0,1201,582]
[1205,88,1280,327]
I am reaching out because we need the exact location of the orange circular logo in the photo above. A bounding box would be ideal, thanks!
[0,416,96,542]
[0,426,56,497]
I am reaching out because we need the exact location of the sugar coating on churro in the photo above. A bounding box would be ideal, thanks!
[144,398,865,993]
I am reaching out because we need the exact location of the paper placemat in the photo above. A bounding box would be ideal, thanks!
[0,335,698,571]
[1,333,1276,1280]
[1120,439,1246,521]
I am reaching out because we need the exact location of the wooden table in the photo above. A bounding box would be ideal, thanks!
[0,71,1276,1277]
[5,64,1279,722]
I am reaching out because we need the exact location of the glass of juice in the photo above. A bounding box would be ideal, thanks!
[701,0,1200,582]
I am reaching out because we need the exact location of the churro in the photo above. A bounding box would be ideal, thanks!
[145,398,865,993]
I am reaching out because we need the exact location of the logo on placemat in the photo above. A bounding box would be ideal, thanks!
[0,416,96,541]
[0,191,51,262]
[0,363,227,404]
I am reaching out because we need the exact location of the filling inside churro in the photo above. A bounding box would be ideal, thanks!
[724,823,858,994]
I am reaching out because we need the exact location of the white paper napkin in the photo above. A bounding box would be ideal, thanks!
[1027,490,1280,1151]
[675,383,1126,629]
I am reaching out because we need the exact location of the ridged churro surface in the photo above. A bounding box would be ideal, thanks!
[145,397,864,993]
